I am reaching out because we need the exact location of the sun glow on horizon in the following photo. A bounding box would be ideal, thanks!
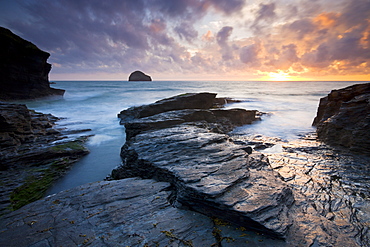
[262,71,293,81]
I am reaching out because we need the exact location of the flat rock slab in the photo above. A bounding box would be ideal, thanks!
[0,178,286,247]
[118,92,217,122]
[113,124,294,238]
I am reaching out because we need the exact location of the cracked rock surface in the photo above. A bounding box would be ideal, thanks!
[1,92,368,246]
[0,178,286,247]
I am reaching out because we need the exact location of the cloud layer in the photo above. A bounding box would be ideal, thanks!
[1,0,369,80]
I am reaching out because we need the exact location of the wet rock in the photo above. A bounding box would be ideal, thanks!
[114,93,292,239]
[128,70,152,81]
[0,102,88,168]
[0,178,288,247]
[238,134,369,246]
[0,27,64,100]
[124,108,258,140]
[113,125,294,238]
[0,102,89,215]
[118,92,217,122]
[212,97,243,108]
[312,82,370,155]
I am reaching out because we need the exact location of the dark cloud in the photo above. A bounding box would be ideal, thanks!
[174,22,198,43]
[256,3,276,22]
[207,0,245,14]
[251,3,277,33]
[216,26,234,60]
[301,44,331,68]
[285,19,316,39]
[298,0,370,70]
[266,44,299,70]
[239,42,261,67]
[216,26,233,46]
[0,0,368,78]
[1,0,248,75]
[340,0,370,28]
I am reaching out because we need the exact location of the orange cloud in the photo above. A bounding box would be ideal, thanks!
[202,30,214,42]
[314,12,340,28]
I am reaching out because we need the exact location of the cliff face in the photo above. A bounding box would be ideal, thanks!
[0,27,64,100]
[313,82,370,155]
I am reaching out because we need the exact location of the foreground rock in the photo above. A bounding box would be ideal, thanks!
[114,93,294,239]
[0,27,64,100]
[0,178,286,246]
[313,82,370,155]
[128,70,152,81]
[0,102,89,215]
[0,92,365,246]
[235,133,369,246]
[111,92,362,245]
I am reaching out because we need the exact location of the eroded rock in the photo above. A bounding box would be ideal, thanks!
[118,92,217,122]
[113,124,294,238]
[0,178,287,247]
[312,82,370,155]
[114,93,293,239]
[0,102,89,215]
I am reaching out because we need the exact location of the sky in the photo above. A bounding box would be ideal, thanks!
[0,0,369,81]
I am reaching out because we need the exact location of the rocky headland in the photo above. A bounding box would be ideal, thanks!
[128,70,152,81]
[0,27,64,100]
[0,102,90,216]
[1,91,368,246]
[313,82,370,156]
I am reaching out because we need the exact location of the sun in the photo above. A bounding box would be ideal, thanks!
[267,72,291,81]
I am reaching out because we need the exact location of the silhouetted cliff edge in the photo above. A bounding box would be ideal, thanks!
[0,27,64,100]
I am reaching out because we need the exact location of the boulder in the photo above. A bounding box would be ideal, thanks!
[0,27,64,100]
[128,70,152,81]
[312,83,370,155]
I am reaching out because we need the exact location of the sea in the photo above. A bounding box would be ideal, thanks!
[18,80,363,194]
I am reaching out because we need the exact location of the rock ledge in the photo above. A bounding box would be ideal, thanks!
[313,82,370,155]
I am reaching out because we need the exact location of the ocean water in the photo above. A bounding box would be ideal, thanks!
[19,80,361,194]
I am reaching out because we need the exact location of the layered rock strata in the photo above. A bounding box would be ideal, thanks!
[0,178,287,246]
[113,92,294,238]
[0,102,89,215]
[313,82,370,155]
[0,92,367,246]
[0,27,64,100]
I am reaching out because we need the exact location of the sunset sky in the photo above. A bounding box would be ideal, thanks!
[0,0,369,81]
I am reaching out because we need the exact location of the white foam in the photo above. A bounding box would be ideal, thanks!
[88,134,116,146]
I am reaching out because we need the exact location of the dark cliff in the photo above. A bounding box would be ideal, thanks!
[313,82,370,155]
[0,27,64,100]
